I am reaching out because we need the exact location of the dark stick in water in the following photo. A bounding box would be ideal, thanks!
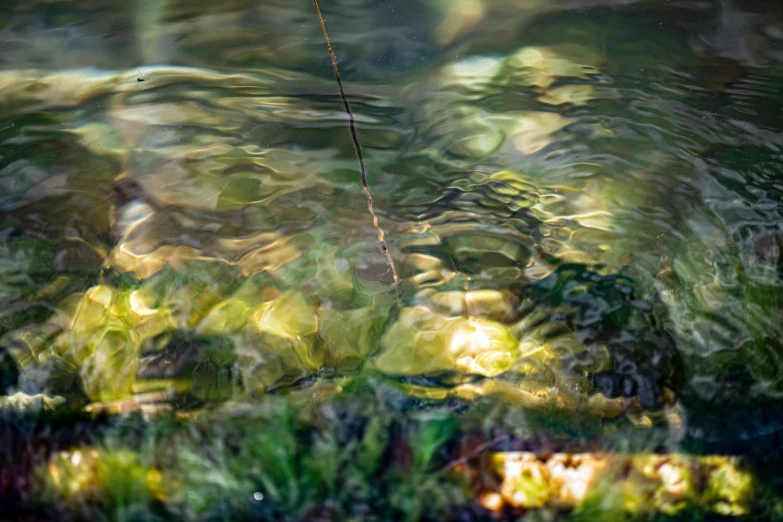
[312,0,402,301]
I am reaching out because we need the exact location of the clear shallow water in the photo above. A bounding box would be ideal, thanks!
[1,0,783,519]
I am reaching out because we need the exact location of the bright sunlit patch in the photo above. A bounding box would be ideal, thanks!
[449,319,491,355]
[86,285,116,308]
[448,318,519,376]
[129,290,156,316]
[441,56,503,88]
[478,491,503,511]
[490,452,754,515]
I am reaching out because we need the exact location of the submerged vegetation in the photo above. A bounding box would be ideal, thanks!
[1,386,764,521]
[1,0,783,520]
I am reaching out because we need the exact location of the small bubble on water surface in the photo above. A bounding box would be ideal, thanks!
[253,492,264,501]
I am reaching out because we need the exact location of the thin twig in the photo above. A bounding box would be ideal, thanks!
[312,0,402,301]
[440,434,509,473]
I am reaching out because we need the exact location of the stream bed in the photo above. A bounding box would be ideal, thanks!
[1,0,783,520]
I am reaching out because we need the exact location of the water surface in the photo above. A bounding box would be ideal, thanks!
[1,0,783,519]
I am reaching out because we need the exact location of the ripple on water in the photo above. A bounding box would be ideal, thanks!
[0,1,783,455]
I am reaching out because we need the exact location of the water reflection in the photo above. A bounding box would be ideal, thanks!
[1,0,783,518]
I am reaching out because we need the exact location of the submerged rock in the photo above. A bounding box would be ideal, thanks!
[318,295,394,372]
[236,290,322,391]
[374,306,519,377]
